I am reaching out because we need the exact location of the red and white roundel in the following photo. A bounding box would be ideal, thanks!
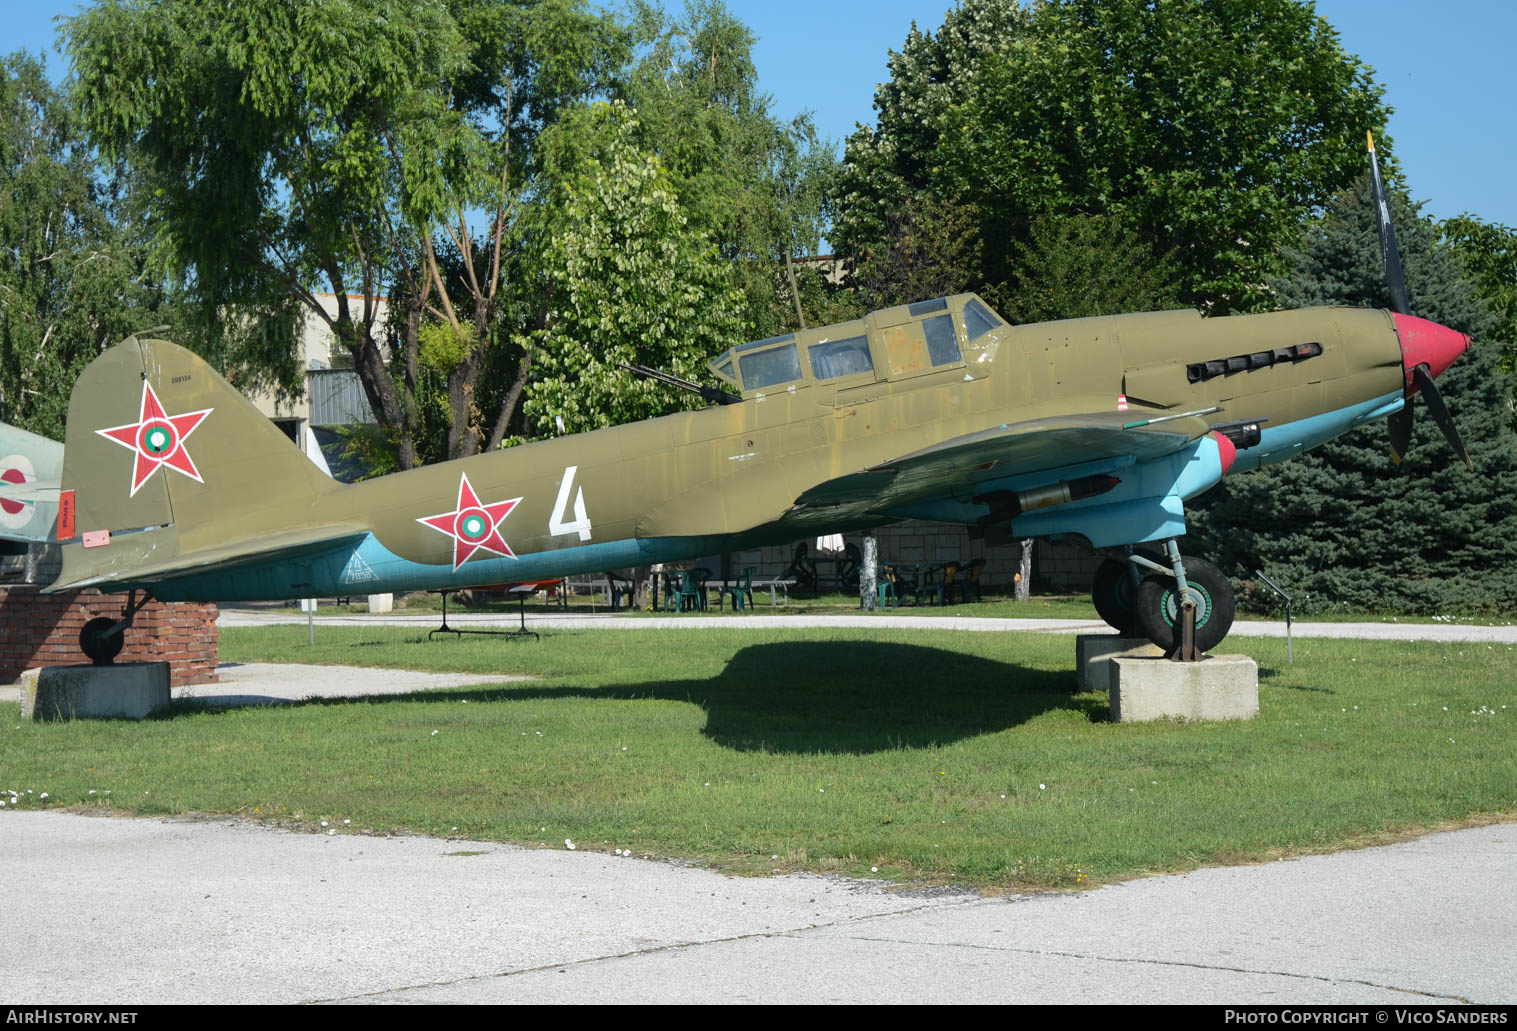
[95,381,213,497]
[417,472,522,570]
[0,453,36,531]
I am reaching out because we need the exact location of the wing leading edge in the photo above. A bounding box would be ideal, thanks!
[784,409,1217,528]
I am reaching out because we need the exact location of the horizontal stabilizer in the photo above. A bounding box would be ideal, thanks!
[48,523,369,592]
[0,479,60,504]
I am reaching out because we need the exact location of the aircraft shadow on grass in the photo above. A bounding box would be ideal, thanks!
[170,640,1105,753]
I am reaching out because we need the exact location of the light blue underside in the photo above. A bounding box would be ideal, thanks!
[152,534,725,602]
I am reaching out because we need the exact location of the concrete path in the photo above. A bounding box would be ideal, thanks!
[219,607,1517,644]
[0,662,531,708]
[1,810,1510,1004]
[179,662,531,706]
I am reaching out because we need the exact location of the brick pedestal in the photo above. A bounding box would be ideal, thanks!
[0,586,218,687]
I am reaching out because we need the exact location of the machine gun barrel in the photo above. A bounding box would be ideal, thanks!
[617,362,741,406]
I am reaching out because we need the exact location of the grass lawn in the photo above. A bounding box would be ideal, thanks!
[4,625,1513,891]
[260,589,1517,627]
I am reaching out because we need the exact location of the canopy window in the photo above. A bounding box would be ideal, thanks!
[738,343,802,391]
[963,298,1004,342]
[808,335,873,380]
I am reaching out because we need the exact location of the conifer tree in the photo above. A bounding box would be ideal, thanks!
[1187,178,1517,614]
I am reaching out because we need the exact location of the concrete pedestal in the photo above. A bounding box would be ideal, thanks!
[1076,634,1163,693]
[367,593,394,614]
[1110,654,1259,723]
[17,662,171,721]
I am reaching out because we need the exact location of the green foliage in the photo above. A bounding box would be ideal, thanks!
[998,212,1184,324]
[64,0,631,467]
[69,0,471,293]
[523,102,745,435]
[1441,214,1517,425]
[1188,177,1517,614]
[622,0,835,337]
[831,0,1027,282]
[851,192,984,311]
[0,52,166,437]
[833,0,1387,313]
[417,320,476,373]
[63,0,830,461]
[791,264,864,329]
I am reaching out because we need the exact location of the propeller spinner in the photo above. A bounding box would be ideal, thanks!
[1368,132,1474,470]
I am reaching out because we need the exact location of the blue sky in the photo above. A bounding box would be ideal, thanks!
[11,1,1515,227]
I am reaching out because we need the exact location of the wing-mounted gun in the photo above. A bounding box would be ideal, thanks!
[617,362,741,406]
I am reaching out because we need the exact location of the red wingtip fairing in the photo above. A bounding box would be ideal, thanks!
[1211,431,1237,476]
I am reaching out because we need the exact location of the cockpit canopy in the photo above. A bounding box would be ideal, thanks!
[707,294,1007,398]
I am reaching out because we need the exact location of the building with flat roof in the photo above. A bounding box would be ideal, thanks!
[248,293,382,480]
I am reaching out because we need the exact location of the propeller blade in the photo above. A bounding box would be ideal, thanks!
[1367,132,1411,316]
[1388,403,1412,465]
[1411,363,1474,471]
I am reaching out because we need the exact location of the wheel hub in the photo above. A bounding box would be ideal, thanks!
[1161,583,1213,628]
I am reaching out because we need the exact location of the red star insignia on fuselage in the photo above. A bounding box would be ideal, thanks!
[96,381,213,497]
[417,472,522,570]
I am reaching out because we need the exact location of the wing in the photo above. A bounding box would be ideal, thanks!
[783,409,1216,528]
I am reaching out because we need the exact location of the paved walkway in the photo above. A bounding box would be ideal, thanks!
[1,811,1511,1004]
[220,607,1517,644]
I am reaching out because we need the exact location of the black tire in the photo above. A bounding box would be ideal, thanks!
[1134,556,1235,653]
[79,617,125,666]
[1091,549,1160,635]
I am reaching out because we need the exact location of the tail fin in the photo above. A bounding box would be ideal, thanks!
[0,422,65,544]
[53,334,345,590]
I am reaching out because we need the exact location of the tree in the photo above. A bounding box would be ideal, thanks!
[998,211,1183,324]
[1441,214,1517,426]
[834,0,1388,313]
[520,102,745,435]
[622,0,835,338]
[1186,177,1517,614]
[66,0,630,468]
[851,192,983,312]
[830,0,1028,284]
[0,52,167,439]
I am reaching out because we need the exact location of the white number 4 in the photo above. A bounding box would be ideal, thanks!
[549,465,592,541]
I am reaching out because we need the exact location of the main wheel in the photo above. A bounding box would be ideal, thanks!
[79,617,125,666]
[1091,549,1160,635]
[1134,556,1235,653]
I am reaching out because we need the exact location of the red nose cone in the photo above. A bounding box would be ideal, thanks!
[1393,313,1469,384]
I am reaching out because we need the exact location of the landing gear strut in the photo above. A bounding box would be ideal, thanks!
[79,590,152,666]
[1090,542,1235,654]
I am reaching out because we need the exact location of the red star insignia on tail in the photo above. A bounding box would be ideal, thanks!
[96,381,213,497]
[417,472,522,570]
